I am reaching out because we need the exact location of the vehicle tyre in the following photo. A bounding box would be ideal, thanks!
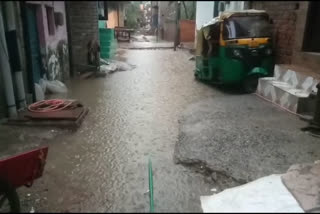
[194,72,199,80]
[0,178,20,213]
[243,75,259,94]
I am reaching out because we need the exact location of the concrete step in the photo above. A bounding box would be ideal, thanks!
[274,65,319,93]
[257,65,319,115]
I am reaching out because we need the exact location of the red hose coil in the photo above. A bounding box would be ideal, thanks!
[28,99,75,113]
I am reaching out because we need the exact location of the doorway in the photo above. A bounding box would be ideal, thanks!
[25,4,43,84]
[302,2,320,52]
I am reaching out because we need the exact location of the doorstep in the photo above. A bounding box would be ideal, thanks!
[256,64,319,115]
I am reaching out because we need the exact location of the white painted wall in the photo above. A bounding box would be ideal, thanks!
[196,1,245,30]
[225,1,245,12]
[194,1,245,46]
[195,1,214,30]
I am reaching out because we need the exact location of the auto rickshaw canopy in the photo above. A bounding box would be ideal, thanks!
[196,9,269,56]
[201,9,268,29]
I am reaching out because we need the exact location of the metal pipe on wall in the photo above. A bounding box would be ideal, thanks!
[174,1,181,51]
[0,3,17,118]
[3,1,15,31]
[4,1,26,109]
[14,72,26,108]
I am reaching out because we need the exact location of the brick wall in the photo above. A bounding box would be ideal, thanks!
[251,1,299,64]
[66,1,98,73]
[180,20,195,42]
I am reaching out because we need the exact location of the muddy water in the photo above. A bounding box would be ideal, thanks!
[18,49,221,212]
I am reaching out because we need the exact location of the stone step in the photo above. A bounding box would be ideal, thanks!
[271,80,309,98]
[256,65,319,115]
[274,65,318,93]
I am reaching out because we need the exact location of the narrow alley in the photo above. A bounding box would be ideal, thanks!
[1,49,218,212]
[1,1,320,213]
[2,47,319,212]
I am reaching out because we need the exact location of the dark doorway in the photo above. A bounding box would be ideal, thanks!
[302,2,320,52]
[25,4,43,84]
[214,1,220,17]
[98,1,108,20]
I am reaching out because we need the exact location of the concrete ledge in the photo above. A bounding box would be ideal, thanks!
[257,64,319,115]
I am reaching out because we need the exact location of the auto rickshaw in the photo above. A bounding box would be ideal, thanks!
[195,10,275,93]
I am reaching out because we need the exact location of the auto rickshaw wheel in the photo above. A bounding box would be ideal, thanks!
[194,72,199,80]
[0,179,20,213]
[243,75,259,94]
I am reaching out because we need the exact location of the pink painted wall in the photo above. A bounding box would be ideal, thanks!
[43,1,68,51]
[27,1,68,51]
[26,1,69,81]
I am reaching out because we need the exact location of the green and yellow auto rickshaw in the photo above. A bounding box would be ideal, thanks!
[195,10,274,93]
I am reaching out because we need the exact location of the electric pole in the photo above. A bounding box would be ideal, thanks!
[174,1,181,51]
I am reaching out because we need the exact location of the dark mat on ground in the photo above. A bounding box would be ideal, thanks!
[7,108,89,128]
[22,107,85,120]
[174,95,320,183]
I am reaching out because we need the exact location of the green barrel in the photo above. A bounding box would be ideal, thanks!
[99,28,117,59]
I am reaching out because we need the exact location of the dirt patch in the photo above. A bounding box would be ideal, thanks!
[174,157,243,192]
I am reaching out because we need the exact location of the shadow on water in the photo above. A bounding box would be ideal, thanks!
[198,80,247,95]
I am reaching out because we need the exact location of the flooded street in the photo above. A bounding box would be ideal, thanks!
[14,49,221,212]
[1,45,319,213]
[1,1,319,213]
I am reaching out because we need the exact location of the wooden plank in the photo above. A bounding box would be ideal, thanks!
[75,107,89,127]
[22,108,85,120]
[79,71,95,79]
[5,107,89,129]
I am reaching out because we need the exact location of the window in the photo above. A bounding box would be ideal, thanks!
[98,1,108,20]
[223,15,272,40]
[219,2,225,13]
[46,6,55,35]
[302,2,320,52]
[54,12,64,26]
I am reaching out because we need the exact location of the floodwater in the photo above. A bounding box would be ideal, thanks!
[14,49,223,212]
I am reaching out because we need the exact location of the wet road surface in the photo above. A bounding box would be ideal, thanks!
[174,95,320,186]
[9,49,223,212]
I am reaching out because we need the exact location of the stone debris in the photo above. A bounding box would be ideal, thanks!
[281,161,320,212]
[100,58,136,74]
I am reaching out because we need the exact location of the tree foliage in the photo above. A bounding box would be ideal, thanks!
[125,1,144,28]
[169,1,196,20]
[180,1,196,20]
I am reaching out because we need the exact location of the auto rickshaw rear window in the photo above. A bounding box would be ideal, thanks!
[223,15,272,40]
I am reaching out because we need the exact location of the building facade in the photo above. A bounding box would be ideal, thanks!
[251,1,320,72]
[0,1,71,118]
[65,1,99,74]
[24,1,70,83]
[0,1,103,118]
